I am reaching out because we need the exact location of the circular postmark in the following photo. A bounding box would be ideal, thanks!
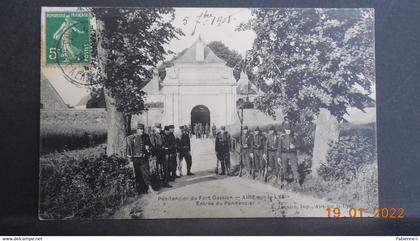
[52,14,92,86]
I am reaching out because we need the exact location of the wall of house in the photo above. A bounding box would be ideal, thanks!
[161,63,237,127]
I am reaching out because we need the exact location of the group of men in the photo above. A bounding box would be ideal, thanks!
[126,123,194,194]
[239,118,301,185]
[193,123,217,139]
[126,118,300,194]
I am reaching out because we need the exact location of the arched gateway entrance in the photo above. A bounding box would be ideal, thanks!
[191,105,210,134]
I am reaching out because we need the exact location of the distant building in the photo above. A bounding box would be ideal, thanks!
[74,95,90,109]
[40,73,68,110]
[236,71,263,105]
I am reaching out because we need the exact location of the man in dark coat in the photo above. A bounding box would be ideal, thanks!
[177,125,194,176]
[211,123,217,139]
[162,125,177,182]
[279,122,300,185]
[240,125,254,176]
[205,123,210,138]
[150,123,172,188]
[168,125,179,180]
[252,126,266,179]
[127,123,156,194]
[265,125,280,182]
[198,123,203,139]
[215,126,231,175]
[193,123,198,138]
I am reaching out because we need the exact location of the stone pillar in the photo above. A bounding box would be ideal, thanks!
[312,108,340,174]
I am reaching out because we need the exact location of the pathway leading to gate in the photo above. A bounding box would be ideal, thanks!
[113,137,337,219]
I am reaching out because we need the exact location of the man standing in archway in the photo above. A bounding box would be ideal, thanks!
[211,123,217,139]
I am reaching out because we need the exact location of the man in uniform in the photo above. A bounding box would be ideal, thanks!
[205,123,210,138]
[162,125,175,182]
[148,127,160,189]
[198,123,203,139]
[177,125,194,176]
[264,126,280,183]
[187,124,192,138]
[279,122,300,185]
[240,125,254,176]
[211,123,217,139]
[215,126,231,175]
[168,125,179,180]
[149,123,172,188]
[193,124,198,138]
[127,123,156,194]
[252,126,266,180]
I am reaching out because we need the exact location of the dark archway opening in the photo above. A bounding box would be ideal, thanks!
[191,105,210,134]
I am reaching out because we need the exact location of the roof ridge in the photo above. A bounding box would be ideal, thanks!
[41,73,69,108]
[174,36,225,64]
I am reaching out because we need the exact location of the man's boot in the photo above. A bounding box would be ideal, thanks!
[148,185,157,194]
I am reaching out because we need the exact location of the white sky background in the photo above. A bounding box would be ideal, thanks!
[42,8,255,106]
[42,7,375,106]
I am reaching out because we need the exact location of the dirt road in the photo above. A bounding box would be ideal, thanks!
[114,138,337,219]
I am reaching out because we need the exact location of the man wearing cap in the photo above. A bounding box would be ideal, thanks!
[193,123,198,139]
[252,126,266,180]
[150,123,172,188]
[211,123,217,139]
[127,123,156,194]
[265,126,280,183]
[240,125,254,176]
[161,126,175,181]
[215,126,231,175]
[177,125,194,176]
[279,121,300,185]
[168,125,179,180]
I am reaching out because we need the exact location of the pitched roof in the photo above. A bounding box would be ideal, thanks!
[174,36,225,64]
[236,72,259,95]
[76,94,90,106]
[40,73,69,109]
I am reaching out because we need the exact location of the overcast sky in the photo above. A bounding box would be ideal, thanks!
[42,8,255,106]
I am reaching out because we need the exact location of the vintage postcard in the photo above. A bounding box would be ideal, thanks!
[40,7,377,219]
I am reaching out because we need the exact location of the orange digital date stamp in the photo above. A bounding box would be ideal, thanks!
[326,207,405,219]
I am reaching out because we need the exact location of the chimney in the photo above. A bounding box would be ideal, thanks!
[195,36,204,61]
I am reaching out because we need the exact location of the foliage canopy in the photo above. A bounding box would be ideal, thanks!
[238,9,375,122]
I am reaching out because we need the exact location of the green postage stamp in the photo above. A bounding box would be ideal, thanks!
[45,11,90,65]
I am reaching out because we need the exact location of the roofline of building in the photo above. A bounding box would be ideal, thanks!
[41,73,69,108]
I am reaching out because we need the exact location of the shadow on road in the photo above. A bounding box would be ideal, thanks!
[157,167,240,194]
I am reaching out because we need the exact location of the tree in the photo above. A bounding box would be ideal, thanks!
[238,9,375,123]
[207,41,243,80]
[84,8,183,156]
[86,88,106,108]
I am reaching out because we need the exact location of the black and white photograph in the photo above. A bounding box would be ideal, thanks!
[39,7,377,219]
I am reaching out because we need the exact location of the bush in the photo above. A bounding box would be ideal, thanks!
[297,155,312,184]
[318,135,376,183]
[340,122,376,141]
[293,121,316,155]
[40,123,107,154]
[295,163,378,211]
[39,154,136,219]
[40,110,107,154]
